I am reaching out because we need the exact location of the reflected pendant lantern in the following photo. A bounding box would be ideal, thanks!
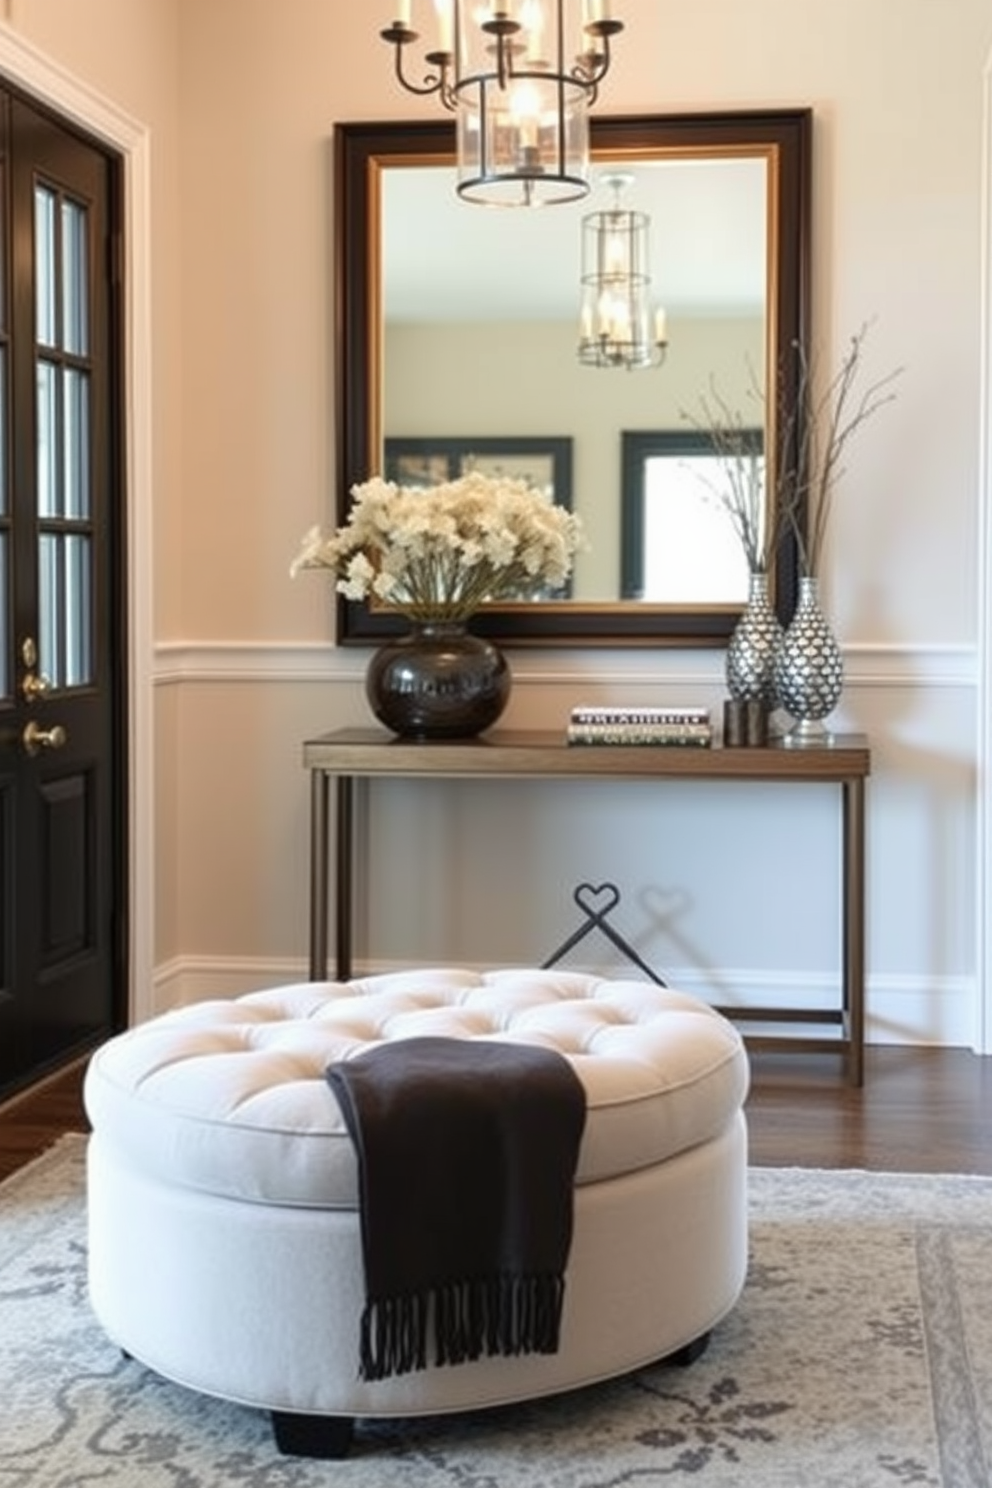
[578,174,669,369]
[380,0,624,206]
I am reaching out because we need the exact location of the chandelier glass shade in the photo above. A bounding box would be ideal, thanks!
[577,176,669,370]
[380,1,624,206]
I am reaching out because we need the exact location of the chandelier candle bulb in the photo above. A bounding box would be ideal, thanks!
[395,0,411,26]
[435,0,454,50]
[523,5,544,61]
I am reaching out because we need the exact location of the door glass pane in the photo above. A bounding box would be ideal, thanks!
[61,199,88,356]
[0,348,6,516]
[36,359,58,517]
[38,531,58,683]
[34,180,95,694]
[35,185,56,349]
[63,368,89,518]
[0,349,5,698]
[37,531,93,688]
[65,533,91,686]
[0,162,6,336]
[0,532,7,699]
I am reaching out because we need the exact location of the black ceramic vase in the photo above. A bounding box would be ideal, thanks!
[365,620,511,740]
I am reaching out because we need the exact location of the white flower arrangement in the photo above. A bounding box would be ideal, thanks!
[292,471,583,623]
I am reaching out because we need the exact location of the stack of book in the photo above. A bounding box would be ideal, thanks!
[566,706,713,747]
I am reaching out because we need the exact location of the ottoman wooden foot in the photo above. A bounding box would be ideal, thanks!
[272,1411,354,1459]
[661,1330,711,1367]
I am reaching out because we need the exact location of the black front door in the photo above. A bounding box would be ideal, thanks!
[0,91,126,1098]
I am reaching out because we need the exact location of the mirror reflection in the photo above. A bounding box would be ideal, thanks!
[334,112,811,645]
[620,429,765,603]
[383,157,766,605]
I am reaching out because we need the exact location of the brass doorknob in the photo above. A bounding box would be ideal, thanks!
[22,720,67,756]
[21,670,52,702]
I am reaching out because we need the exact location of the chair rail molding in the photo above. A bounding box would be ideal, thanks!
[154,639,977,692]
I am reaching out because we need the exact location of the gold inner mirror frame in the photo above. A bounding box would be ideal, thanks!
[334,109,811,648]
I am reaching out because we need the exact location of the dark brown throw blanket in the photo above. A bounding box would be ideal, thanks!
[325,1036,587,1382]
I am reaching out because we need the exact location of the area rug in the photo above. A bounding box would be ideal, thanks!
[3,1137,992,1487]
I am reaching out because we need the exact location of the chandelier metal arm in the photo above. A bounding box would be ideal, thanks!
[379,25,457,107]
[478,15,522,91]
[576,21,620,103]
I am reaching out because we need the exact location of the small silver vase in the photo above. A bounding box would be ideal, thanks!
[774,576,844,744]
[726,571,783,707]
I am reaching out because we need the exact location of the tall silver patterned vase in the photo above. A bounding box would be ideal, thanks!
[774,576,844,744]
[726,571,783,706]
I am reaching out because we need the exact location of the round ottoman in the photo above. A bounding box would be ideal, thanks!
[83,967,750,1457]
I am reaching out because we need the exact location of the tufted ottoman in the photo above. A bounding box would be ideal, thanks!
[83,968,750,1457]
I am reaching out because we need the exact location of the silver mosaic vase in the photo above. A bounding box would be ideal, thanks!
[726,571,783,706]
[774,576,844,744]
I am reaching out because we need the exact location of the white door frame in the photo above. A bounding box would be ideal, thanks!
[0,24,154,1028]
[979,49,992,1054]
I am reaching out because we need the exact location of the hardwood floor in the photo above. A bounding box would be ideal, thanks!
[0,1058,90,1183]
[2,1044,992,1185]
[746,1045,992,1174]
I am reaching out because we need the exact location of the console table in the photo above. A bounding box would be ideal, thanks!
[303,728,871,1085]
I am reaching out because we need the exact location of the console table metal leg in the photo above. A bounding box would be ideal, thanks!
[843,777,866,1086]
[334,776,354,983]
[308,770,330,981]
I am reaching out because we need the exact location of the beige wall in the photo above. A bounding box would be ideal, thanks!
[2,2,989,1040]
[178,0,989,651]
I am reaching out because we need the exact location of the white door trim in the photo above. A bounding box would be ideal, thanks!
[0,23,154,1027]
[978,47,992,1053]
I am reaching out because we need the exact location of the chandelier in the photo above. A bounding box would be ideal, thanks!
[577,174,668,370]
[380,1,625,206]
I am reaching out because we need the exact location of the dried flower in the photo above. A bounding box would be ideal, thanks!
[781,321,902,577]
[291,471,583,623]
[684,322,902,582]
[682,371,770,574]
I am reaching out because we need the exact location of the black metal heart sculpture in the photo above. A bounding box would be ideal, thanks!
[573,882,621,920]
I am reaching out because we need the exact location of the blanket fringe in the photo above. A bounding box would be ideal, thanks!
[359,1273,567,1382]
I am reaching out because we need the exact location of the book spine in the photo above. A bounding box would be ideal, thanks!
[567,723,713,747]
[570,707,710,726]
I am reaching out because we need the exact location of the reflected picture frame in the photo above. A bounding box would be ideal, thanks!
[384,436,573,510]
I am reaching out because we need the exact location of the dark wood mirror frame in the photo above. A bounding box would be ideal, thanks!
[334,108,811,648]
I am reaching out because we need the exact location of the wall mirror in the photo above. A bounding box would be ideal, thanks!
[334,109,811,646]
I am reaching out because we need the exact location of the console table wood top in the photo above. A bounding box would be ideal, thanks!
[303,728,871,783]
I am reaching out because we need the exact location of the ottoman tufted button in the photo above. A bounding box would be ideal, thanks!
[84,969,747,1205]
